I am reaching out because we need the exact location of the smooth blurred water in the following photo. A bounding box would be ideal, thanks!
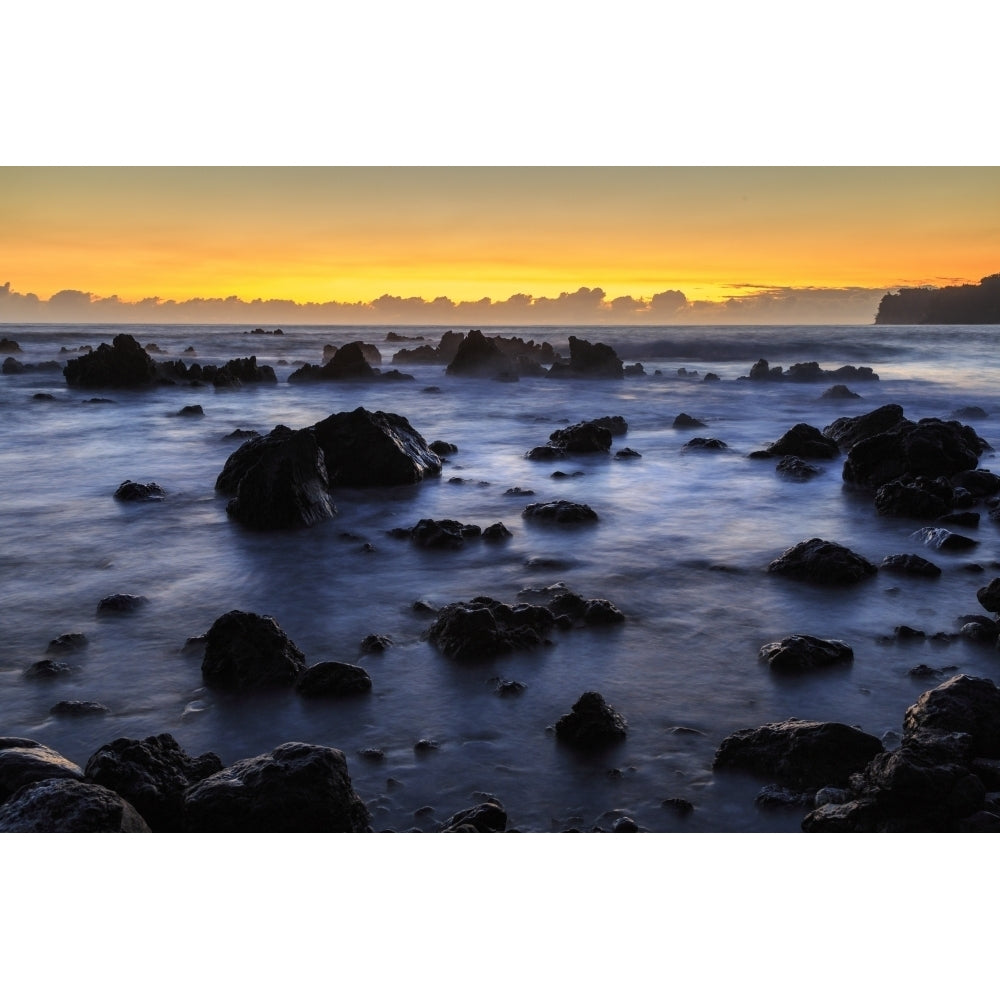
[3,322,1000,831]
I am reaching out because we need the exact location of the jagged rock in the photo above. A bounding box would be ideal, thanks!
[554,691,627,747]
[295,661,372,697]
[64,333,157,387]
[393,518,482,548]
[714,719,883,790]
[546,336,623,379]
[200,609,306,690]
[446,329,518,378]
[821,384,861,399]
[0,738,84,804]
[289,341,386,381]
[0,778,151,832]
[842,417,985,489]
[84,733,223,832]
[439,800,507,832]
[910,527,978,551]
[522,500,598,524]
[823,403,906,450]
[114,480,166,501]
[183,742,370,832]
[880,553,942,577]
[767,538,878,584]
[904,674,1000,756]
[764,423,839,459]
[426,597,556,660]
[758,634,854,672]
[548,420,613,453]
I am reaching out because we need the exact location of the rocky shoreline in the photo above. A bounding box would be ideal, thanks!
[5,327,1000,831]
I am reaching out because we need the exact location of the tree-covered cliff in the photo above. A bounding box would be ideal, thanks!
[875,274,1000,324]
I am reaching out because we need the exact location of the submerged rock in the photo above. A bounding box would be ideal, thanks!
[775,456,822,480]
[200,609,306,690]
[522,500,598,524]
[295,661,372,698]
[880,553,942,578]
[183,742,371,832]
[426,597,556,660]
[97,593,148,613]
[114,480,166,502]
[683,437,728,450]
[767,538,878,584]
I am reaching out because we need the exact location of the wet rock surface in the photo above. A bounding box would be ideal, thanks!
[201,609,306,690]
[183,742,371,832]
[295,661,373,698]
[0,777,151,832]
[758,634,854,672]
[554,691,628,747]
[0,738,85,804]
[767,538,878,584]
[522,500,598,524]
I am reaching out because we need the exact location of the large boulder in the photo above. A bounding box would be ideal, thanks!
[63,333,157,388]
[546,336,623,379]
[903,674,1000,757]
[758,635,854,672]
[200,610,306,690]
[0,738,84,804]
[217,426,335,530]
[313,407,442,487]
[767,538,878,584]
[842,417,985,489]
[183,742,371,832]
[0,778,151,832]
[713,719,883,790]
[548,420,613,453]
[554,691,628,747]
[873,476,954,519]
[83,733,223,832]
[823,403,906,450]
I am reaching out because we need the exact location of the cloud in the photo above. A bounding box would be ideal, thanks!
[0,281,890,325]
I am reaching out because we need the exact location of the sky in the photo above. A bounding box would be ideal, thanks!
[2,166,997,325]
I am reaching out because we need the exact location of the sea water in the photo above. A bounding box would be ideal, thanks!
[2,322,999,832]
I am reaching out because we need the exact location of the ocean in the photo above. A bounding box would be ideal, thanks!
[2,321,999,832]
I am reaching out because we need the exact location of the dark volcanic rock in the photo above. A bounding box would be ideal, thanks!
[548,420,613,453]
[0,738,84,804]
[522,500,598,524]
[64,333,157,388]
[0,337,21,352]
[950,469,1000,497]
[880,553,942,578]
[114,480,166,501]
[0,778,151,832]
[183,742,371,832]
[775,456,821,480]
[216,425,335,530]
[50,700,111,716]
[673,412,707,429]
[393,518,482,548]
[97,593,148,613]
[429,440,458,455]
[767,538,878,584]
[200,609,306,690]
[842,417,985,489]
[177,404,204,417]
[84,733,224,832]
[47,632,88,653]
[426,597,556,660]
[546,335,623,379]
[874,476,954,519]
[976,578,1000,613]
[440,800,508,832]
[313,407,442,487]
[446,329,517,378]
[820,384,861,399]
[555,691,628,747]
[360,633,392,653]
[714,719,883,790]
[482,521,512,541]
[910,527,978,551]
[904,674,1000,757]
[823,403,906,450]
[683,437,728,450]
[295,661,372,698]
[764,423,839,459]
[24,659,75,679]
[758,634,854,673]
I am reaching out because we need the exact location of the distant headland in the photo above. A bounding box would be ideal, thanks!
[875,273,1000,324]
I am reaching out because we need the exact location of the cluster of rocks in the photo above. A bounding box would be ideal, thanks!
[425,591,624,660]
[525,416,627,460]
[742,359,880,383]
[389,518,511,548]
[546,336,623,379]
[62,333,277,389]
[0,734,370,832]
[288,341,412,382]
[215,406,442,529]
[3,357,62,375]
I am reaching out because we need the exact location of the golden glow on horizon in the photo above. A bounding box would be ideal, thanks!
[1,167,997,305]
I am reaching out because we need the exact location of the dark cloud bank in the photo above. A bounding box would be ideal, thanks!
[0,282,887,325]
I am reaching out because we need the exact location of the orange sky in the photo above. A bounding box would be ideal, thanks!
[0,166,996,309]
